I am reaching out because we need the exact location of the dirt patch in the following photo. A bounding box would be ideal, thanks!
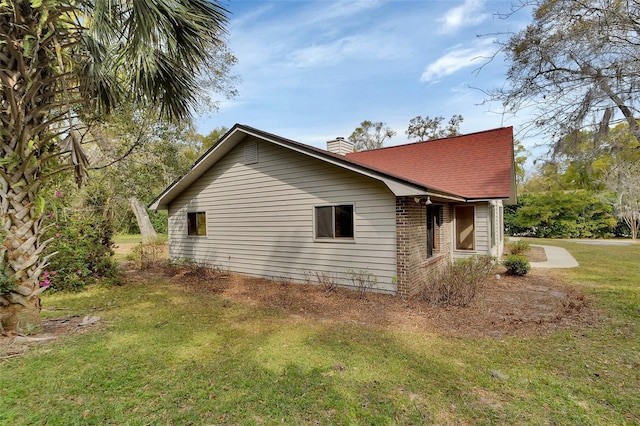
[113,242,140,256]
[527,246,547,262]
[504,245,547,262]
[165,265,597,338]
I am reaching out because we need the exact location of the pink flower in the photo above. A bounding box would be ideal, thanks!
[43,271,49,278]
[48,212,55,219]
[52,271,57,276]
[55,233,61,238]
[55,191,63,197]
[40,279,50,288]
[77,270,82,275]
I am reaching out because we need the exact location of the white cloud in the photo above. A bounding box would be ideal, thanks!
[438,0,488,34]
[298,0,385,28]
[229,1,392,72]
[420,38,495,83]
[288,34,399,68]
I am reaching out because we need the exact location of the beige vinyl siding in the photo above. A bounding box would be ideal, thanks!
[452,202,491,260]
[493,200,505,257]
[168,137,398,293]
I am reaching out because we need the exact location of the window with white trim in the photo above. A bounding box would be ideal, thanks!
[187,212,206,236]
[314,205,354,240]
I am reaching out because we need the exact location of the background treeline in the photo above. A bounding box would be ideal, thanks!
[505,124,639,239]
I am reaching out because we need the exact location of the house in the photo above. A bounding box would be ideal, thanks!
[150,124,516,296]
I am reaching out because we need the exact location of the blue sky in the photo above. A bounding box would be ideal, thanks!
[196,0,537,153]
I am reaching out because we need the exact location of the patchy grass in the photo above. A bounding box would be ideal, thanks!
[1,241,639,424]
[113,234,143,244]
[523,238,640,321]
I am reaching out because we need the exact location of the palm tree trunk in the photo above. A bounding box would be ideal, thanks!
[0,184,48,335]
[0,4,58,335]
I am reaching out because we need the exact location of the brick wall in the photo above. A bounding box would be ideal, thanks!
[395,198,453,296]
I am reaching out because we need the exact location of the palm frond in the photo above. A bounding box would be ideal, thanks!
[86,0,230,121]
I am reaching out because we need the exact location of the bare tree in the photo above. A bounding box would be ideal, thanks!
[604,161,640,239]
[491,0,640,149]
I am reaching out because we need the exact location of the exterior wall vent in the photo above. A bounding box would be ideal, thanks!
[244,142,258,164]
[326,137,353,156]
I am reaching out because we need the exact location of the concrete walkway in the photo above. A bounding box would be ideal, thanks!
[530,245,579,268]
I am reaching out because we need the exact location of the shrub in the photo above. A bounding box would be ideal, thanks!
[43,212,122,291]
[301,270,341,294]
[503,255,531,276]
[420,256,494,307]
[127,236,168,269]
[168,258,225,280]
[347,269,378,299]
[315,271,339,294]
[505,239,531,256]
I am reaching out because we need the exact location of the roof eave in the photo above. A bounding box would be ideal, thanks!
[149,124,248,210]
[149,124,476,210]
[236,126,468,200]
[465,196,512,202]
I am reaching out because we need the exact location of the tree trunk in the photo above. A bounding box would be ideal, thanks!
[1,4,63,335]
[0,296,43,335]
[0,185,47,335]
[130,197,157,244]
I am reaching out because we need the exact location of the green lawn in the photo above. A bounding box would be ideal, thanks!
[1,240,639,425]
[114,234,144,244]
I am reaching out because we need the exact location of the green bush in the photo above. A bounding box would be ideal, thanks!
[505,190,618,238]
[503,255,531,276]
[420,256,494,307]
[149,211,169,234]
[43,212,122,291]
[505,239,530,256]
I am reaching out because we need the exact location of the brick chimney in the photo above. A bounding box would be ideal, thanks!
[326,137,353,156]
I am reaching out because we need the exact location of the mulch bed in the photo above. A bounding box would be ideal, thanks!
[165,265,597,338]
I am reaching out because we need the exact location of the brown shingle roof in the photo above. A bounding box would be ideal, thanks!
[345,127,514,199]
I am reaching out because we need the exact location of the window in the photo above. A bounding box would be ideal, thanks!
[187,212,206,236]
[426,205,441,258]
[454,205,474,250]
[314,205,354,240]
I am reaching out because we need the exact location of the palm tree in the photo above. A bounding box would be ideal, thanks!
[0,0,232,334]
